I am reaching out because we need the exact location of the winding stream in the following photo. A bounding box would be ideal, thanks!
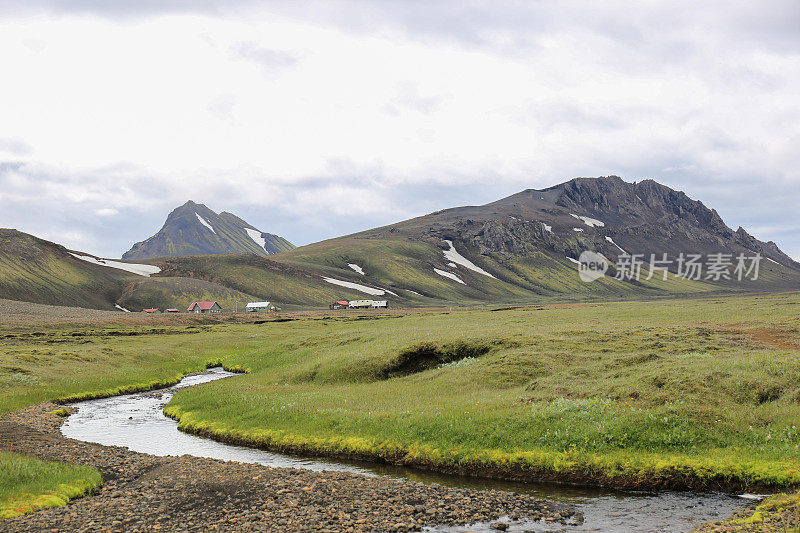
[61,368,752,533]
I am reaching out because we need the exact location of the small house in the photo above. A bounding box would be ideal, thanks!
[329,300,349,310]
[187,301,222,314]
[165,308,180,313]
[371,300,388,309]
[142,308,160,313]
[348,300,373,309]
[245,301,274,312]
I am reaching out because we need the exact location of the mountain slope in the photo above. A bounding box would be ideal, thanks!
[271,176,800,302]
[0,229,135,309]
[122,201,294,260]
[0,229,261,311]
[358,176,796,267]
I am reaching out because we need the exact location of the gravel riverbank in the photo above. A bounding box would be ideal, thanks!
[0,403,575,532]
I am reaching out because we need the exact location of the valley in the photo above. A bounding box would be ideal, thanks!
[2,176,799,531]
[1,293,799,530]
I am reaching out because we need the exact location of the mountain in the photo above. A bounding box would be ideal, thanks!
[0,229,260,311]
[3,177,799,311]
[265,176,800,303]
[122,201,294,260]
[374,175,797,267]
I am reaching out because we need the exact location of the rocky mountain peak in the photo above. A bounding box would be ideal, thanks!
[122,202,294,260]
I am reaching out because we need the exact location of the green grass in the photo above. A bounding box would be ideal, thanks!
[0,451,102,519]
[2,292,800,492]
[0,325,247,413]
[163,292,800,490]
[699,492,800,531]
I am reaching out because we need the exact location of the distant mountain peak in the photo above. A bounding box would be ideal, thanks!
[122,202,294,260]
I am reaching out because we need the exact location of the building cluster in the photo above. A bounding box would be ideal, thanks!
[329,300,388,310]
[138,298,390,313]
[139,301,276,314]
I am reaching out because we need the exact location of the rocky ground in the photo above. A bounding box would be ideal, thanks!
[0,403,575,532]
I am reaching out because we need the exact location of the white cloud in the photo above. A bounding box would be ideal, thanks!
[0,136,31,156]
[94,208,119,217]
[0,2,797,258]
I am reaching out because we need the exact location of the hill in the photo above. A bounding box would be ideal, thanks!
[3,176,799,311]
[122,201,294,260]
[0,229,260,311]
[0,229,134,309]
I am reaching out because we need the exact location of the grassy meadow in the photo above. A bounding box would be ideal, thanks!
[161,293,800,491]
[1,293,800,498]
[0,451,102,518]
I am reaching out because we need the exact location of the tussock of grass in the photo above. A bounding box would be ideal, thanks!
[719,492,800,529]
[51,357,250,405]
[202,357,250,374]
[0,451,102,519]
[53,375,185,404]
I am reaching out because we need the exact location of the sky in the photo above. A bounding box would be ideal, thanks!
[0,1,798,259]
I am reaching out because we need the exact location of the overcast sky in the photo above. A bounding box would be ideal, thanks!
[1,1,798,258]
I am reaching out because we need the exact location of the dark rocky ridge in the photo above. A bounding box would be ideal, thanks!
[372,176,798,270]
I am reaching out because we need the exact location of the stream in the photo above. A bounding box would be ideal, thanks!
[61,368,753,532]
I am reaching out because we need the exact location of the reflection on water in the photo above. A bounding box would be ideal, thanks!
[62,368,750,533]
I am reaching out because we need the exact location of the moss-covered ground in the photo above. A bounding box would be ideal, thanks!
[0,451,102,518]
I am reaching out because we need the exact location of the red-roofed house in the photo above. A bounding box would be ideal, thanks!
[142,308,160,314]
[329,300,349,310]
[187,301,222,314]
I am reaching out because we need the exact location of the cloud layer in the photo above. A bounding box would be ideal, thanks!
[0,1,798,258]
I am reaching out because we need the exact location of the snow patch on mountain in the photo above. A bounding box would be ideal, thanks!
[70,253,161,277]
[542,223,552,233]
[196,213,216,234]
[434,268,466,285]
[570,214,605,227]
[348,263,365,275]
[244,227,267,250]
[605,236,627,253]
[573,228,584,232]
[443,240,496,278]
[323,277,385,295]
[115,304,130,312]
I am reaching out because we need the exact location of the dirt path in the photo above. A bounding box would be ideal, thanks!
[0,404,575,532]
